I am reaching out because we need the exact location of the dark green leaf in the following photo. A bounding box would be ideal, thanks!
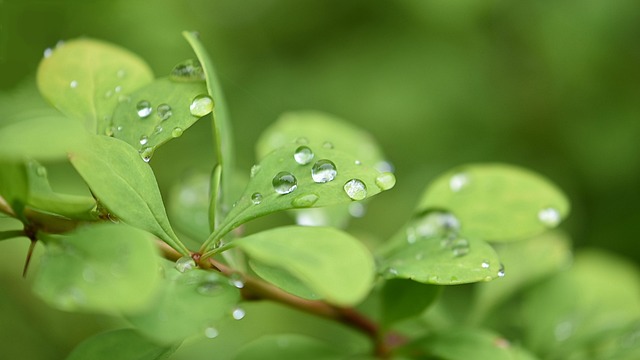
[234,334,343,360]
[32,223,161,313]
[381,279,441,327]
[0,161,28,218]
[37,38,154,134]
[69,135,189,255]
[65,328,178,360]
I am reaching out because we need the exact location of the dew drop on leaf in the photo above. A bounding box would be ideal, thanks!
[375,172,396,191]
[175,256,196,273]
[251,192,263,205]
[117,69,126,79]
[497,264,506,278]
[139,135,148,146]
[139,146,154,163]
[104,89,113,99]
[344,179,367,200]
[136,100,152,118]
[481,260,490,269]
[43,48,53,58]
[449,172,469,192]
[171,127,184,138]
[36,165,47,177]
[322,141,334,149]
[293,146,314,165]
[69,80,78,89]
[114,85,122,93]
[311,159,337,183]
[229,273,245,289]
[405,211,460,244]
[272,171,298,194]
[538,207,561,227]
[250,164,261,178]
[189,94,214,117]
[451,238,470,257]
[204,327,219,339]
[170,59,206,82]
[292,193,319,208]
[157,103,172,121]
[232,307,246,320]
[154,125,163,135]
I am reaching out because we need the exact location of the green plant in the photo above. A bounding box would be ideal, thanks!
[0,32,638,360]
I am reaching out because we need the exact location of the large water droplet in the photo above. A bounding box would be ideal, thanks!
[171,127,184,138]
[136,100,152,118]
[251,192,263,205]
[139,135,148,146]
[157,103,172,121]
[292,194,319,208]
[272,172,297,194]
[69,80,78,89]
[311,159,337,183]
[139,146,154,163]
[449,173,469,192]
[405,211,461,244]
[344,179,367,200]
[294,146,314,165]
[538,207,561,227]
[175,256,196,273]
[451,238,470,257]
[204,327,219,339]
[232,307,246,320]
[250,164,261,178]
[190,94,214,117]
[170,59,206,82]
[375,172,396,191]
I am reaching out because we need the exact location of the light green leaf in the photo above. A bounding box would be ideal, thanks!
[32,223,160,313]
[0,161,28,218]
[65,328,178,360]
[209,164,222,231]
[127,260,240,344]
[417,163,570,242]
[37,38,154,134]
[167,171,211,241]
[0,115,88,161]
[233,226,375,306]
[111,77,209,160]
[69,135,189,255]
[249,260,320,300]
[381,279,441,327]
[234,334,343,360]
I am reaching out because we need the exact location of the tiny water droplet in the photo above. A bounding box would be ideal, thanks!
[175,256,196,273]
[190,94,214,117]
[344,179,367,200]
[293,146,314,165]
[498,264,506,278]
[69,80,78,89]
[449,173,469,192]
[104,89,113,99]
[272,172,297,194]
[232,307,246,320]
[155,103,172,121]
[229,273,244,289]
[296,137,309,145]
[311,159,337,183]
[388,267,399,276]
[116,125,124,132]
[154,125,163,135]
[348,202,366,218]
[375,172,396,191]
[171,127,184,138]
[538,207,561,227]
[292,193,319,208]
[451,238,470,257]
[136,100,152,118]
[354,160,362,165]
[481,260,490,269]
[139,135,148,145]
[322,141,334,149]
[114,85,122,93]
[170,59,206,82]
[117,69,126,78]
[43,48,53,58]
[36,165,47,177]
[204,327,219,339]
[251,192,263,205]
[406,211,460,244]
[250,164,261,178]
[139,146,154,163]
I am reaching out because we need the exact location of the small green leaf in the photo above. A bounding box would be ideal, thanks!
[417,163,570,242]
[234,226,375,306]
[234,334,343,360]
[32,223,160,313]
[0,160,28,218]
[127,260,240,344]
[69,135,189,255]
[65,328,178,360]
[111,77,209,158]
[381,279,441,327]
[37,38,154,134]
[167,171,211,241]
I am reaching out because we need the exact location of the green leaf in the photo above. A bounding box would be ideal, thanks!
[32,223,160,313]
[0,115,88,161]
[249,260,320,300]
[167,171,211,241]
[111,77,209,159]
[417,163,570,242]
[182,31,235,211]
[37,38,154,134]
[209,164,222,231]
[234,334,343,360]
[65,328,178,360]
[0,160,28,218]
[69,135,189,255]
[233,226,375,306]
[127,260,240,344]
[381,279,441,327]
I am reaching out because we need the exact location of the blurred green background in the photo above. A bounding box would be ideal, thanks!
[1,0,639,358]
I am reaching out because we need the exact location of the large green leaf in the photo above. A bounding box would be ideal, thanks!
[69,135,189,255]
[381,279,441,328]
[417,163,570,242]
[0,161,28,218]
[233,226,375,306]
[234,334,343,360]
[110,77,209,161]
[65,329,178,360]
[127,260,240,344]
[37,38,154,134]
[32,223,160,313]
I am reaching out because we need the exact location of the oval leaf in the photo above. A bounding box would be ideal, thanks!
[32,223,160,313]
[381,279,441,327]
[417,163,570,242]
[37,38,154,134]
[66,329,178,360]
[69,135,189,255]
[235,334,343,360]
[233,226,375,306]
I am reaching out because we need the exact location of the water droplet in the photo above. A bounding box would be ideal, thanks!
[139,146,154,163]
[311,159,337,183]
[322,141,334,149]
[348,202,366,218]
[107,213,119,223]
[116,125,124,132]
[69,80,78,88]
[154,103,172,121]
[292,194,319,208]
[154,125,163,135]
[250,164,261,178]
[375,172,396,191]
[36,165,47,177]
[229,273,245,289]
[344,179,367,200]
[355,160,362,165]
[170,59,206,82]
[293,146,314,165]
[104,89,113,99]
[175,256,196,273]
[232,307,246,320]
[136,100,152,118]
[251,192,263,205]
[171,127,184,138]
[538,207,561,227]
[296,137,309,145]
[204,327,219,339]
[139,135,148,146]
[190,94,214,117]
[388,267,399,276]
[272,172,297,194]
[43,48,53,58]
[481,260,490,269]
[449,173,469,192]
[405,211,461,244]
[451,238,470,257]
[117,69,126,78]
[114,85,122,93]
[498,264,506,278]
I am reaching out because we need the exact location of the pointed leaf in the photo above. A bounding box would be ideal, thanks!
[65,329,178,360]
[32,223,160,313]
[127,260,240,344]
[233,226,375,306]
[235,334,343,360]
[417,163,570,242]
[69,135,189,255]
[0,161,28,218]
[37,38,154,134]
[381,279,441,327]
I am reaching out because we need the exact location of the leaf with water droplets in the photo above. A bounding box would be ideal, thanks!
[65,328,179,360]
[233,226,375,306]
[36,38,153,134]
[381,279,441,328]
[69,135,189,255]
[235,334,343,360]
[32,223,160,313]
[417,163,570,242]
[127,259,240,344]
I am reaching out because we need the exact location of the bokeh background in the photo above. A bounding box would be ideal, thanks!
[1,0,639,358]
